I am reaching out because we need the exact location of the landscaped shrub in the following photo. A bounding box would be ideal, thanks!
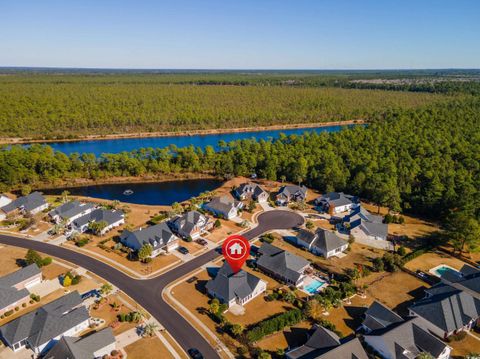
[397,246,407,256]
[41,257,52,266]
[447,331,467,342]
[21,303,27,308]
[246,308,304,342]
[4,310,13,317]
[30,293,40,302]
[75,238,89,247]
[14,307,19,311]
[260,233,275,243]
[403,249,427,263]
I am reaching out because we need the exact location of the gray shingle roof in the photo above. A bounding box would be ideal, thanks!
[257,243,309,283]
[73,208,123,228]
[49,201,95,221]
[44,327,115,359]
[439,264,480,299]
[205,196,241,215]
[409,286,480,333]
[364,317,448,358]
[205,263,263,302]
[315,192,353,208]
[120,222,177,251]
[235,183,267,199]
[1,192,46,213]
[362,301,403,331]
[170,210,205,237]
[297,229,347,254]
[287,325,368,359]
[0,291,89,348]
[278,185,307,201]
[0,264,41,310]
[344,206,387,239]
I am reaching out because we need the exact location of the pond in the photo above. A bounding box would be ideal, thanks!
[42,124,354,156]
[42,178,223,206]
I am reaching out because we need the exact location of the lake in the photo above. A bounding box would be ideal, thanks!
[43,124,353,156]
[42,178,223,205]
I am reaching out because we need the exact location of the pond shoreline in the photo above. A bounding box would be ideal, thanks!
[16,173,219,193]
[0,119,365,145]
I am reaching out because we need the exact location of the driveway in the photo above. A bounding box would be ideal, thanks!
[0,210,303,359]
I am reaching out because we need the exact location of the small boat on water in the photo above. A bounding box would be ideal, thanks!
[123,189,134,195]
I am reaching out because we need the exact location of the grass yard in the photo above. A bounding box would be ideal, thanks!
[448,333,480,357]
[89,294,138,335]
[359,271,429,316]
[64,239,181,276]
[204,219,241,243]
[124,336,175,359]
[256,320,312,353]
[403,251,467,273]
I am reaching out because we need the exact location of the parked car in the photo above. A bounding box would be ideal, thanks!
[187,348,204,359]
[178,246,189,255]
[196,238,208,246]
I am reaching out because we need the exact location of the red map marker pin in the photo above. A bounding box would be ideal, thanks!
[222,234,250,274]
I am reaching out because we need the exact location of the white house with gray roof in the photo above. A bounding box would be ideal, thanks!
[72,208,124,235]
[44,327,116,359]
[0,192,48,216]
[408,278,480,339]
[360,301,404,334]
[0,264,42,316]
[205,263,266,308]
[257,243,310,287]
[49,200,96,225]
[286,325,368,359]
[0,291,90,354]
[169,210,213,239]
[120,222,179,257]
[296,228,348,258]
[0,195,12,220]
[364,316,451,359]
[342,206,388,241]
[234,182,269,202]
[276,185,307,205]
[314,192,357,215]
[204,196,243,219]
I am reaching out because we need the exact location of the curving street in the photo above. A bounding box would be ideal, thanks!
[0,210,304,359]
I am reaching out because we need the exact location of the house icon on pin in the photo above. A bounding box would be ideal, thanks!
[229,242,243,255]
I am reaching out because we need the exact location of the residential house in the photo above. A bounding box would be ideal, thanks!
[205,263,266,308]
[72,209,124,235]
[363,317,451,359]
[360,301,403,333]
[0,195,12,220]
[314,192,357,215]
[408,280,480,338]
[44,327,116,359]
[286,325,368,359]
[276,185,307,205]
[0,291,90,354]
[0,192,48,216]
[296,228,348,258]
[204,196,243,219]
[169,210,213,239]
[49,200,96,225]
[120,222,179,257]
[256,242,310,287]
[342,206,388,241]
[0,264,42,316]
[234,183,269,202]
[437,264,480,298]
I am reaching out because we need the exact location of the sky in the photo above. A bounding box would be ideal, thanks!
[0,0,479,69]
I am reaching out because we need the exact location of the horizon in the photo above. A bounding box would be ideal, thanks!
[1,1,479,69]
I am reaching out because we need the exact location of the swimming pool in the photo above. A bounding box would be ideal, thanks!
[303,278,327,294]
[430,264,461,278]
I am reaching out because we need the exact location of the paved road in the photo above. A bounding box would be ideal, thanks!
[0,210,303,359]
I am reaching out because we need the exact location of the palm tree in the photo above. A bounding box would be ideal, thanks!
[416,353,434,359]
[100,283,113,296]
[143,322,159,337]
[61,190,70,203]
[130,311,143,323]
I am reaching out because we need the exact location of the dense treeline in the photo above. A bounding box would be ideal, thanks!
[1,97,479,221]
[0,74,450,138]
